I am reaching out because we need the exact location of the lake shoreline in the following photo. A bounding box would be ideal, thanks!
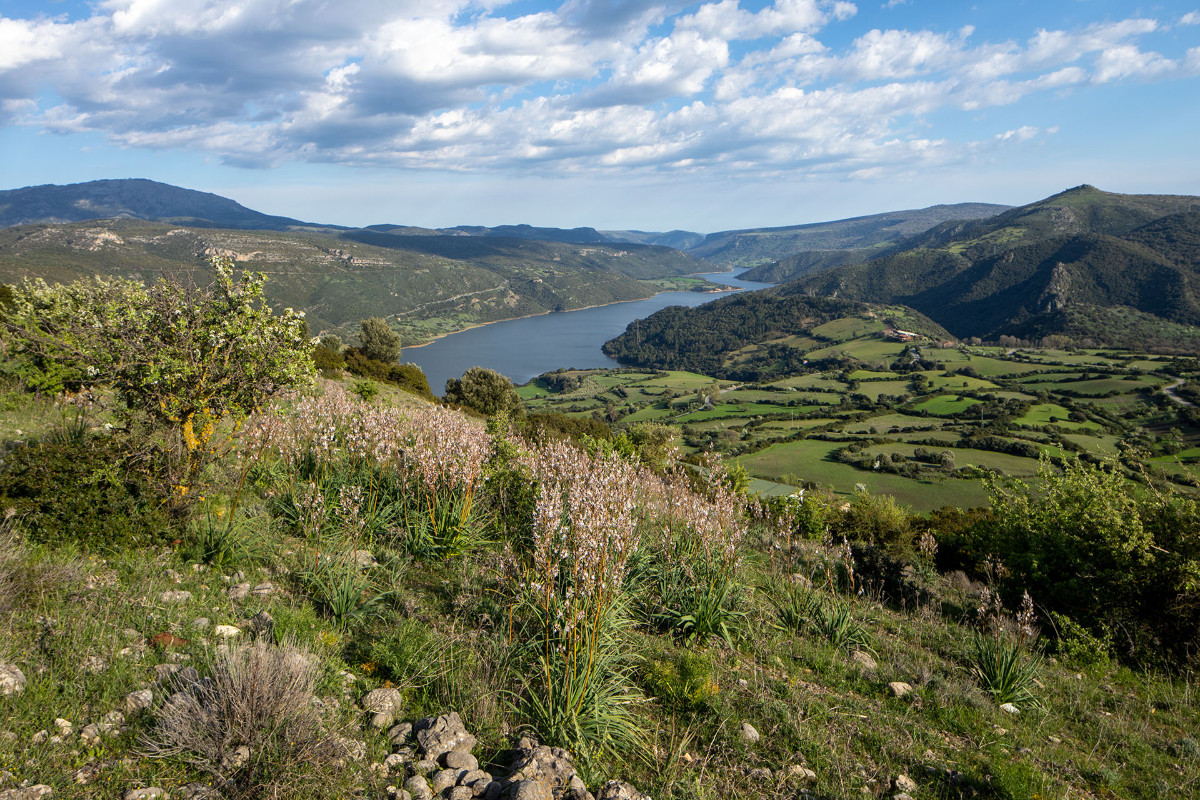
[402,270,741,351]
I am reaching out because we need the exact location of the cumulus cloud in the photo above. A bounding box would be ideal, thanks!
[0,0,1195,179]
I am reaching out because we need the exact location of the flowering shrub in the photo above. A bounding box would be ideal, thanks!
[4,257,313,505]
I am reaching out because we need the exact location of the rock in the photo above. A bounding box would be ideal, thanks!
[53,719,72,736]
[508,741,578,796]
[435,768,466,793]
[737,678,749,689]
[154,664,182,680]
[461,770,491,790]
[413,759,440,776]
[227,583,251,601]
[888,682,913,698]
[80,722,117,745]
[482,781,504,800]
[850,650,877,671]
[160,590,191,604]
[447,788,473,800]
[389,722,414,745]
[362,687,404,729]
[748,767,773,780]
[124,689,154,714]
[189,618,210,631]
[246,611,274,640]
[250,582,275,597]
[594,781,650,800]
[566,774,594,800]
[508,780,552,800]
[123,789,167,800]
[213,625,241,638]
[174,783,218,800]
[386,789,412,800]
[102,711,125,726]
[31,730,48,745]
[893,794,914,800]
[739,722,760,744]
[444,751,478,771]
[82,656,107,674]
[403,775,432,800]
[787,765,816,781]
[415,712,476,760]
[353,550,378,568]
[0,663,27,696]
[220,746,250,772]
[999,703,1021,715]
[0,786,53,800]
[894,774,917,792]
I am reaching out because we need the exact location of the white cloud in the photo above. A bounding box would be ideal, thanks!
[0,2,1194,182]
[1180,12,1200,26]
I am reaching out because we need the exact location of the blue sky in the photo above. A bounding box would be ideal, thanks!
[1,0,1197,231]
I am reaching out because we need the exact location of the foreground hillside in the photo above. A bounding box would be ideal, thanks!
[782,186,1200,347]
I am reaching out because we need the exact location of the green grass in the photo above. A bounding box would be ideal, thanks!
[911,394,983,416]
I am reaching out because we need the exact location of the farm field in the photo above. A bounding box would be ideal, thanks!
[522,325,1198,512]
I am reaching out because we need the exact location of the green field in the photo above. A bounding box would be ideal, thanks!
[911,394,983,415]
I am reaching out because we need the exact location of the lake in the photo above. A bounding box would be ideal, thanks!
[404,270,772,393]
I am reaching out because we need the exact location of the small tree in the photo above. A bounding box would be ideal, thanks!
[444,367,520,416]
[4,257,314,505]
[359,316,402,363]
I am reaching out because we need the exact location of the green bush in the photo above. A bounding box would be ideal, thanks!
[0,437,171,549]
[970,631,1043,709]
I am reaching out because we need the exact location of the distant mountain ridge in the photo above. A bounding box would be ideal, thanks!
[783,185,1200,348]
[692,203,1013,269]
[0,179,319,230]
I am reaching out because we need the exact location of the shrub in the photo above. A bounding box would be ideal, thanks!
[4,257,313,504]
[0,437,171,550]
[146,638,346,799]
[444,367,521,416]
[358,316,402,363]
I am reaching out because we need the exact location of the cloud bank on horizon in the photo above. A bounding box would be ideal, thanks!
[1,0,1198,226]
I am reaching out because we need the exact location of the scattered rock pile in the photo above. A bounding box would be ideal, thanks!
[375,707,649,800]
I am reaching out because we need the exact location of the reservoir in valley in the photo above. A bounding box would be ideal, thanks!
[404,270,772,394]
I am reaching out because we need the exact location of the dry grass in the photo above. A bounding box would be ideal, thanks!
[145,637,347,800]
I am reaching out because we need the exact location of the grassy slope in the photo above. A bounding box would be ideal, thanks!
[2,383,1196,800]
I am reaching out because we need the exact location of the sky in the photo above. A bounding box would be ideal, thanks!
[0,0,1198,232]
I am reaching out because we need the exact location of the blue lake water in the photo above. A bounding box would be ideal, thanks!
[404,270,772,393]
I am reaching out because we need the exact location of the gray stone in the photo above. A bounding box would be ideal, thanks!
[124,689,154,714]
[460,770,491,790]
[748,767,773,780]
[389,722,414,745]
[220,746,250,772]
[0,663,27,696]
[894,774,917,792]
[787,765,816,781]
[739,722,760,744]
[226,583,251,601]
[160,590,191,604]
[482,782,504,800]
[123,789,167,800]
[447,788,473,800]
[384,753,409,771]
[403,775,432,800]
[415,712,476,759]
[335,737,367,762]
[888,682,913,698]
[246,611,274,640]
[250,582,275,597]
[999,703,1021,714]
[508,742,578,795]
[213,625,241,639]
[850,650,878,671]
[893,794,915,800]
[431,769,460,794]
[362,687,405,729]
[508,780,552,800]
[444,751,478,771]
[353,550,378,568]
[594,781,650,800]
[413,760,440,776]
[190,618,210,630]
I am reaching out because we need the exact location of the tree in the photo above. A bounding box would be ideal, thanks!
[4,257,314,504]
[359,316,402,363]
[444,367,520,416]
